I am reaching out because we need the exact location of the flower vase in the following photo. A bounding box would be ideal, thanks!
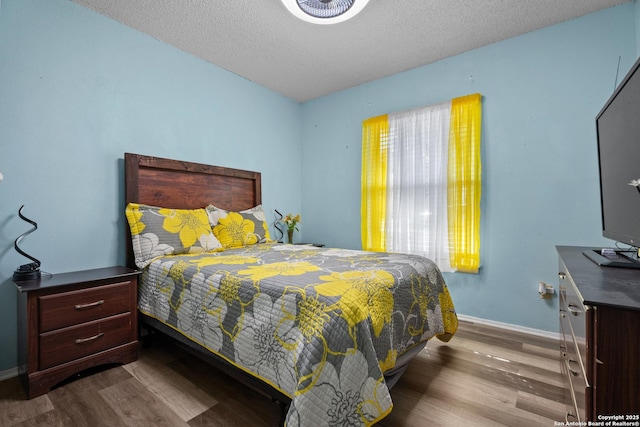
[287,229,294,244]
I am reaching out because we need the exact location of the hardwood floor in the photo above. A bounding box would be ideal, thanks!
[0,320,565,426]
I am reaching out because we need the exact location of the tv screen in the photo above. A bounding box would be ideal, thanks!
[595,55,640,263]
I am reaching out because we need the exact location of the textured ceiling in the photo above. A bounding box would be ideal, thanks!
[71,0,630,102]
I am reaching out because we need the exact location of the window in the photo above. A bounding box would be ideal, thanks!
[361,94,482,273]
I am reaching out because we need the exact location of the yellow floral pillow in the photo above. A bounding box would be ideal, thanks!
[125,203,222,268]
[206,204,272,249]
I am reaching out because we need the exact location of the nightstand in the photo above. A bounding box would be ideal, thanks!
[14,266,141,398]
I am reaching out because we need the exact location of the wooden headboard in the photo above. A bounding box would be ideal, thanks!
[124,153,262,267]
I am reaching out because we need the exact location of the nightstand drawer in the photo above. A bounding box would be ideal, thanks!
[39,312,133,369]
[39,281,133,333]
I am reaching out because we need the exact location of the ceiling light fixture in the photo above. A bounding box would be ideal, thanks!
[281,0,370,25]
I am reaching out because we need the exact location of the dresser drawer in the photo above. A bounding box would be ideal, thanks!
[559,259,591,422]
[39,312,133,369]
[39,281,133,333]
[559,267,588,382]
[562,356,587,422]
[561,298,588,381]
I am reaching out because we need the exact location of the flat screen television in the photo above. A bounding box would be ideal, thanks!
[584,55,640,268]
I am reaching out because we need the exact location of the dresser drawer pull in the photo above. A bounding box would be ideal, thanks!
[567,303,582,316]
[566,411,577,423]
[568,358,580,376]
[558,272,566,280]
[75,332,104,344]
[74,300,104,310]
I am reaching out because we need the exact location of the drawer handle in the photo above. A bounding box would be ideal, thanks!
[74,300,104,310]
[567,302,582,316]
[75,332,104,344]
[558,272,566,280]
[568,358,580,376]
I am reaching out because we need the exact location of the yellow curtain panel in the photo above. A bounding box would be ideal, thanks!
[361,114,389,252]
[361,94,482,273]
[448,93,482,273]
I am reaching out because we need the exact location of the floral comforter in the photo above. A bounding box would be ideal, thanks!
[138,243,457,426]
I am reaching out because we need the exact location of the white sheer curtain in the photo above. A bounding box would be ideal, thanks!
[386,101,453,271]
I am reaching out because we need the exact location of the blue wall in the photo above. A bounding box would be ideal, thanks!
[637,0,640,56]
[301,4,637,333]
[0,0,637,374]
[0,0,301,372]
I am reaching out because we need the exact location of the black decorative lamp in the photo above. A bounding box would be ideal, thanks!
[13,205,42,281]
[274,209,284,243]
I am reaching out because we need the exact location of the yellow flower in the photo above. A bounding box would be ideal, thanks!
[125,204,146,235]
[296,295,332,342]
[379,349,398,373]
[261,221,272,240]
[281,213,301,231]
[315,270,395,335]
[214,211,255,248]
[218,273,243,305]
[160,208,211,248]
[276,285,346,395]
[438,286,458,342]
[164,260,191,311]
[203,271,259,341]
[238,261,320,281]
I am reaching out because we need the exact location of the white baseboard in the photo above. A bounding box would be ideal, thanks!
[457,314,560,341]
[0,366,19,382]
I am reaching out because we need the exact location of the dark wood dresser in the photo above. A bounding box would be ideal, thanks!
[557,246,640,422]
[14,266,141,398]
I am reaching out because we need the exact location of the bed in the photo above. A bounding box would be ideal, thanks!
[124,153,457,426]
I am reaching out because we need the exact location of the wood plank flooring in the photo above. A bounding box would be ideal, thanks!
[0,320,566,426]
